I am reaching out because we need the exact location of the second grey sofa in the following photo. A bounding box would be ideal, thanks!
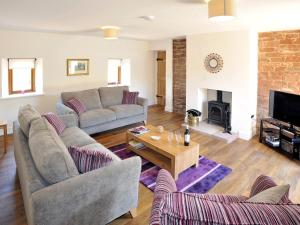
[56,86,148,135]
[14,105,142,225]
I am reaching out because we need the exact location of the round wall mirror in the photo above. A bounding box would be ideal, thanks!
[204,53,223,74]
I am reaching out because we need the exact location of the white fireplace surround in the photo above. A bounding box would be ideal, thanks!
[186,30,258,140]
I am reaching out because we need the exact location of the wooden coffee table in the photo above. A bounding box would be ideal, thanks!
[126,125,199,180]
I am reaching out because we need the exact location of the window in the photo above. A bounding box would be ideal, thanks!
[1,58,43,98]
[8,59,36,94]
[107,59,130,86]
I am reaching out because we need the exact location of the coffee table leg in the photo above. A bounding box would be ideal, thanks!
[195,159,199,168]
[171,159,179,180]
[126,133,130,152]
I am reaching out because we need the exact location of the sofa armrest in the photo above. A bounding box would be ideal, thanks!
[137,97,148,119]
[56,102,76,115]
[31,157,141,225]
[58,114,78,128]
[137,97,148,107]
[150,169,177,225]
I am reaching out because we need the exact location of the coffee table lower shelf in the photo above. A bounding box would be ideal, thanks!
[128,146,171,172]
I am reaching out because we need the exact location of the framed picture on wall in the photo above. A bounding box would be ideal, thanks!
[67,59,89,76]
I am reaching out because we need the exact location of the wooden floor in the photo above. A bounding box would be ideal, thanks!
[1,106,300,225]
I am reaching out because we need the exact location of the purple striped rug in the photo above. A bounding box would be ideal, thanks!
[109,143,232,193]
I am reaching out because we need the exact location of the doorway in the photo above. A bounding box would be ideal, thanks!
[156,51,166,107]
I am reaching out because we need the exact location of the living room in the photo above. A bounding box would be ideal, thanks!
[1,0,300,225]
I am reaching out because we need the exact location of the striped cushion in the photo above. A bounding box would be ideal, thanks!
[150,169,177,225]
[250,175,292,204]
[122,90,139,104]
[66,98,86,115]
[159,192,300,225]
[68,146,113,173]
[42,112,66,135]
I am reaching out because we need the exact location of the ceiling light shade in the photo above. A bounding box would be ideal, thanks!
[208,0,236,21]
[101,26,120,39]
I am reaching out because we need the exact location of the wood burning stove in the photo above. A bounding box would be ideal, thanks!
[208,90,231,133]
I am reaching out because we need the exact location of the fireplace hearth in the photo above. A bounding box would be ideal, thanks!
[208,90,231,133]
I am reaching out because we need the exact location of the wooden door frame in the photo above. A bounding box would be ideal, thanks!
[156,51,166,107]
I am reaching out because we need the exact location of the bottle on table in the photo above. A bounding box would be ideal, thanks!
[184,125,190,146]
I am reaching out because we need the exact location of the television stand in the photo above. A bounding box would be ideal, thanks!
[260,118,300,160]
[287,124,295,132]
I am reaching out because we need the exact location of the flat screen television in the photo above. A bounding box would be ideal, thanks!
[269,90,300,127]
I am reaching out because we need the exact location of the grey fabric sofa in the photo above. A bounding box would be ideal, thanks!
[14,105,141,225]
[56,86,148,135]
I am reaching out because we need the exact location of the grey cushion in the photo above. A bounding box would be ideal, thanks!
[29,118,79,184]
[246,185,290,204]
[109,104,144,119]
[18,104,41,137]
[81,143,121,162]
[61,89,102,110]
[60,126,96,148]
[79,109,116,128]
[99,86,129,108]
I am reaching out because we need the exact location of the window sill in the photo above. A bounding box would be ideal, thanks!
[1,92,44,100]
[107,84,125,87]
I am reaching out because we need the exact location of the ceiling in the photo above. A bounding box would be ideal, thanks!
[0,0,300,40]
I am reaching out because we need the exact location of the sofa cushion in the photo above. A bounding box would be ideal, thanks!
[250,175,292,204]
[79,108,116,128]
[66,98,86,115]
[99,86,129,108]
[247,185,290,204]
[68,145,113,173]
[108,104,143,119]
[42,112,66,135]
[29,118,79,184]
[82,143,121,162]
[122,90,139,104]
[60,126,96,148]
[61,89,102,110]
[18,104,41,137]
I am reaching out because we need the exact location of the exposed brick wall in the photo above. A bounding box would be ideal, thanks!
[257,30,300,126]
[173,39,186,114]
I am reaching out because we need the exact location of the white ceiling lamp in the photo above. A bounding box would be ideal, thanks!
[207,0,236,22]
[101,26,120,40]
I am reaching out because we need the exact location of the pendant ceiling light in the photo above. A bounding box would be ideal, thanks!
[101,26,120,40]
[208,0,236,22]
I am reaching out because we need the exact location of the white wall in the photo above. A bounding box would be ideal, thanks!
[186,30,258,140]
[149,39,173,112]
[0,29,155,133]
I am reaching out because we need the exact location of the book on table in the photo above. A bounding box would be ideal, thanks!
[128,126,149,135]
[128,140,145,150]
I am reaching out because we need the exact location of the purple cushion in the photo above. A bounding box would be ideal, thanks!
[42,112,66,135]
[66,98,86,115]
[122,90,139,104]
[68,146,113,173]
[250,175,292,204]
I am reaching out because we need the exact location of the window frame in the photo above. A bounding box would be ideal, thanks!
[107,65,122,86]
[7,58,36,95]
